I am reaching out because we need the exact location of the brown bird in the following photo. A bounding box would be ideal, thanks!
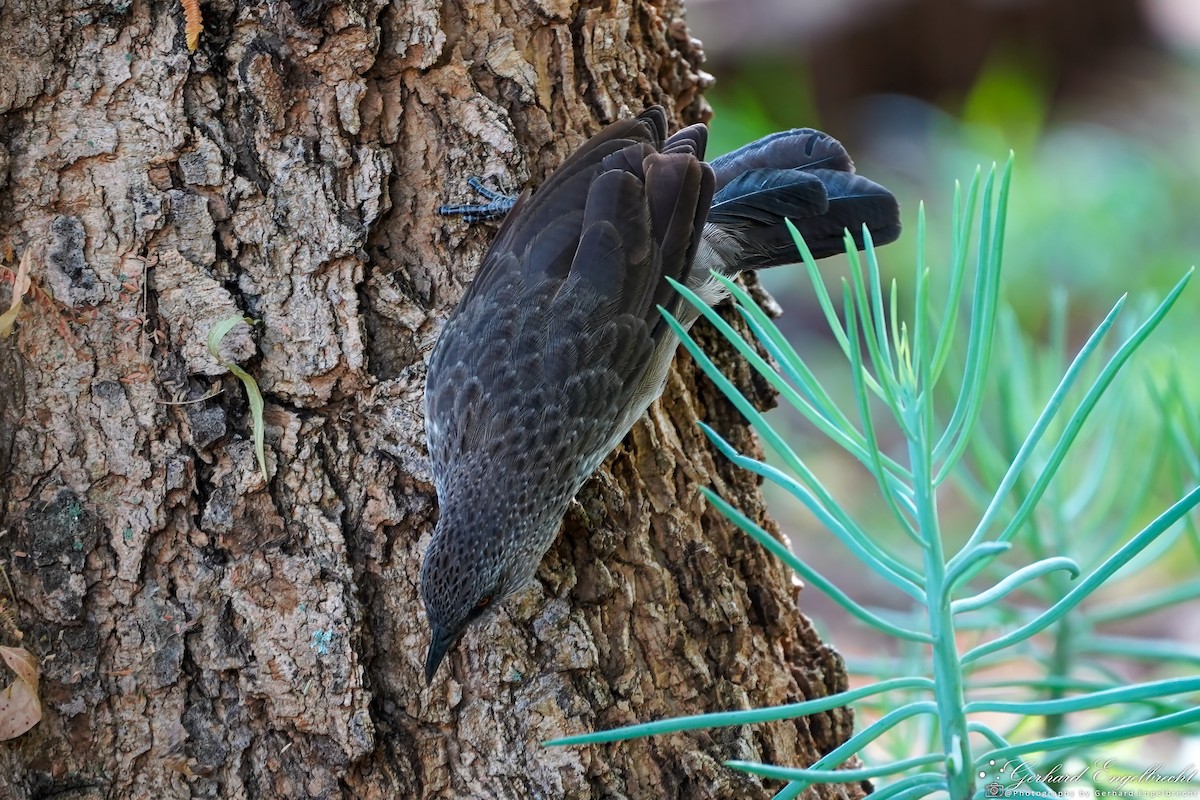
[422,106,900,681]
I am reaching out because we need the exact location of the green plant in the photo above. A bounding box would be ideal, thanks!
[548,162,1200,800]
[208,316,268,482]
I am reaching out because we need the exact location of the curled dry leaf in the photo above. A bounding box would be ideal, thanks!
[0,646,42,740]
[182,0,203,51]
[0,247,33,338]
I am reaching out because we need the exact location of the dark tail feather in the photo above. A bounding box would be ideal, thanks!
[709,128,854,190]
[704,126,900,270]
[795,169,902,259]
[706,165,900,270]
[708,168,829,228]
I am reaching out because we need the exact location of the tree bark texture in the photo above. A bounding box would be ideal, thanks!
[0,0,868,798]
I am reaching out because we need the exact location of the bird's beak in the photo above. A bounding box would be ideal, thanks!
[424,627,458,684]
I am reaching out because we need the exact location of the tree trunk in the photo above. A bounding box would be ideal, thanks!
[0,0,867,797]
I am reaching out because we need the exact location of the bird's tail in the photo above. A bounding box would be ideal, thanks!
[703,129,901,272]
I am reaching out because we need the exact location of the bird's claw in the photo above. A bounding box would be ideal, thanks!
[438,176,518,223]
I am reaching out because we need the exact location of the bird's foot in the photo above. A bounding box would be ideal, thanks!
[438,176,517,223]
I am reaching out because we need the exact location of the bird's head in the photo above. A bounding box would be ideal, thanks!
[419,511,533,683]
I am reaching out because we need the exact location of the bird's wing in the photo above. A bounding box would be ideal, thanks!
[457,107,668,308]
[427,108,714,483]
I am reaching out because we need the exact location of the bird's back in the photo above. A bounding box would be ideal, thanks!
[425,107,716,504]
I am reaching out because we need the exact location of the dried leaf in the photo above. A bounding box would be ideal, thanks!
[0,646,38,691]
[0,248,33,338]
[182,0,203,52]
[0,646,41,740]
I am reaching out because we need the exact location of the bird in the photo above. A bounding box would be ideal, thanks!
[421,106,901,682]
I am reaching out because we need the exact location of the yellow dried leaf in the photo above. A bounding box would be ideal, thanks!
[0,247,33,338]
[183,0,203,52]
[0,646,41,740]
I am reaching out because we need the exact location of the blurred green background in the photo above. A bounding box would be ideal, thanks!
[687,0,1200,666]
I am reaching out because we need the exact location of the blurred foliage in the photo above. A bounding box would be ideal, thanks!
[709,50,1200,327]
[551,167,1200,798]
[705,58,821,158]
[706,48,1200,658]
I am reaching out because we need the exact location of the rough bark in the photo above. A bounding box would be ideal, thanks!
[0,1,867,798]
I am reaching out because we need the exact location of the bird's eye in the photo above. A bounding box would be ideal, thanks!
[475,596,491,610]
